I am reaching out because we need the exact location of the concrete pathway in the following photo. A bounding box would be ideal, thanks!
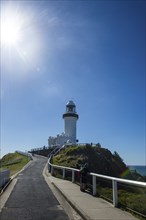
[0,156,69,220]
[45,169,138,220]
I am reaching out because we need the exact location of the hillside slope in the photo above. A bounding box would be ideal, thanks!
[0,152,30,176]
[52,144,144,180]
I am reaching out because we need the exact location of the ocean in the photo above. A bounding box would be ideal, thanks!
[128,165,146,176]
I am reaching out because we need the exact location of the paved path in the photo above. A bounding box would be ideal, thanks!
[0,156,69,220]
[45,169,138,220]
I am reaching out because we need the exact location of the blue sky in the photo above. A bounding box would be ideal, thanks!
[0,0,145,165]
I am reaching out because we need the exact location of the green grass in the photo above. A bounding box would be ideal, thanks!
[95,185,146,220]
[0,152,30,176]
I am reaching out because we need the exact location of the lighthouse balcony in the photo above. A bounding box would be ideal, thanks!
[63,112,79,119]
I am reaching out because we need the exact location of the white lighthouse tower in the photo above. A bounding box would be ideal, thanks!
[63,100,79,144]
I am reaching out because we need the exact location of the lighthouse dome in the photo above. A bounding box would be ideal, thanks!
[66,100,75,106]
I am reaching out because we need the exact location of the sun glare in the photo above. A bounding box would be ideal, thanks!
[1,19,21,45]
[1,3,42,77]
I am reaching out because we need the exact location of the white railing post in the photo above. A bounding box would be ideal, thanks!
[63,168,65,179]
[72,170,75,183]
[112,180,118,207]
[92,175,96,196]
[51,166,53,175]
[48,164,51,173]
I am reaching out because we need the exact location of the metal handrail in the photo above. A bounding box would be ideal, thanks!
[90,172,146,187]
[48,158,146,207]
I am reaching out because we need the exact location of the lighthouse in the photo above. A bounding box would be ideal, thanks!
[48,100,79,147]
[63,100,79,144]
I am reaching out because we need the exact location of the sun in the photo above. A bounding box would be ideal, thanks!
[0,4,23,47]
[1,18,21,46]
[1,2,41,76]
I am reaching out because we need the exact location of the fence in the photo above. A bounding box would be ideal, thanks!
[31,143,97,153]
[16,150,32,159]
[48,158,146,209]
[0,169,10,189]
[31,146,50,152]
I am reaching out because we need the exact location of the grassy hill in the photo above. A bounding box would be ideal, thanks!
[52,144,142,179]
[0,152,31,176]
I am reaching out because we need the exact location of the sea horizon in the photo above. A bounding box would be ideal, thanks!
[128,165,146,176]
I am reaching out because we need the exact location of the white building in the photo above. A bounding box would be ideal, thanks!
[48,101,79,147]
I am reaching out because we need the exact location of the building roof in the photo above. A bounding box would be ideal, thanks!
[66,100,75,106]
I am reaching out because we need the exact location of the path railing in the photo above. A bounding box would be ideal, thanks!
[48,158,146,208]
[0,169,10,189]
[16,151,33,159]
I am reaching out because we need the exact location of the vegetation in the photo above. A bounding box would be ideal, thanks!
[52,144,145,180]
[0,152,30,176]
[95,185,146,220]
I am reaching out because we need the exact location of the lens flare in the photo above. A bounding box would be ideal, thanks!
[1,18,21,45]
